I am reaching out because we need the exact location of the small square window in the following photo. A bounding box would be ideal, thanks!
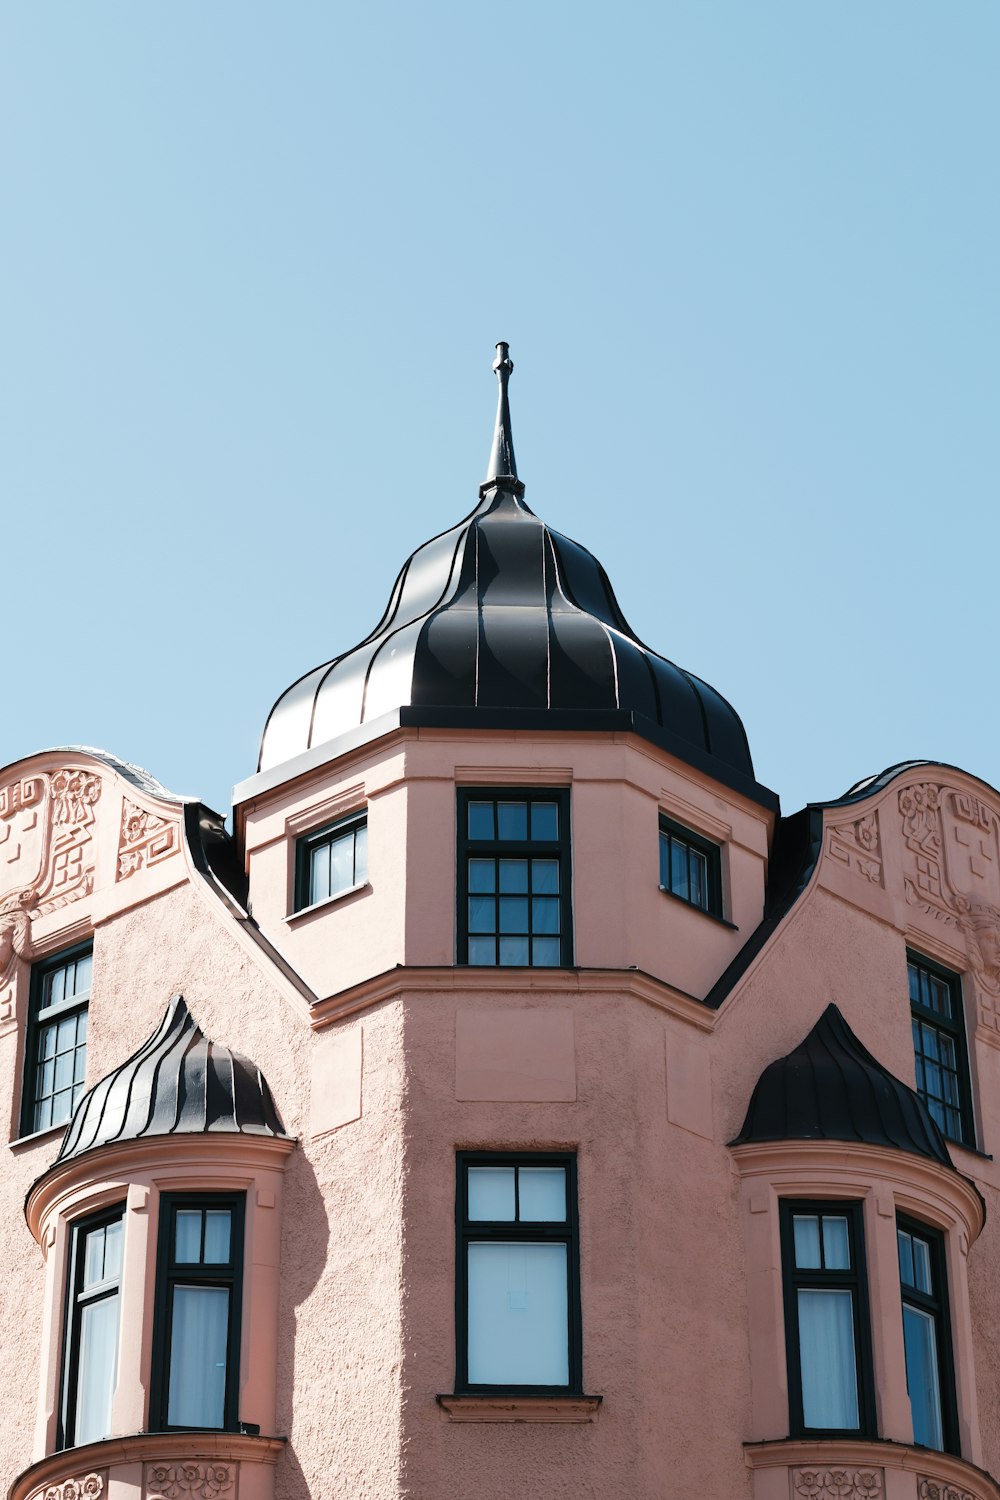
[294,812,368,911]
[22,943,92,1137]
[907,952,973,1145]
[457,790,572,967]
[456,1153,581,1393]
[659,816,722,918]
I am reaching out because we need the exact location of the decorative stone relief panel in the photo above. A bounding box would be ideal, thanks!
[918,1481,980,1500]
[117,797,180,881]
[793,1471,882,1500]
[144,1465,234,1500]
[0,769,103,1027]
[899,782,1000,1031]
[828,811,883,885]
[29,1474,104,1500]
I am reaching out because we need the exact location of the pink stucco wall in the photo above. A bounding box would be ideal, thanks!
[3,740,1000,1500]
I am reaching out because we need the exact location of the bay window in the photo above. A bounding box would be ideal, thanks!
[897,1216,957,1452]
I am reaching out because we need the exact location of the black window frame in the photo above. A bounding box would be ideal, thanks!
[59,1201,125,1451]
[658,815,723,918]
[21,939,93,1138]
[293,809,368,912]
[897,1213,959,1455]
[907,950,974,1147]
[456,787,573,967]
[779,1199,877,1440]
[150,1192,246,1433]
[455,1151,582,1396]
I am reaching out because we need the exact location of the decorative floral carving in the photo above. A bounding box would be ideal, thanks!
[144,1463,234,1500]
[30,1473,104,1500]
[793,1471,883,1500]
[918,1480,979,1500]
[0,769,103,1027]
[828,811,883,885]
[117,798,179,881]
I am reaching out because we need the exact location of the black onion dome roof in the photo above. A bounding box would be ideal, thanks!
[731,1003,952,1167]
[258,344,765,803]
[56,995,288,1163]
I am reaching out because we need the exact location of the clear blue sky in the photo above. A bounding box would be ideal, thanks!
[3,4,997,821]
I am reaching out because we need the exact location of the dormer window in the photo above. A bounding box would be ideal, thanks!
[294,812,368,911]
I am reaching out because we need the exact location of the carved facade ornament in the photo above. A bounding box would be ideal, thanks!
[29,1474,104,1500]
[793,1469,883,1499]
[898,781,1000,1028]
[918,1480,980,1500]
[117,798,179,882]
[144,1464,234,1500]
[828,811,883,885]
[0,769,103,1028]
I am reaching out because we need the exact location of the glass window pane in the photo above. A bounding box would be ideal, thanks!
[57,1016,76,1052]
[468,937,496,966]
[48,968,65,1006]
[51,1090,74,1126]
[920,1024,940,1063]
[469,897,496,934]
[468,859,495,893]
[167,1285,230,1429]
[929,976,952,1019]
[911,1237,932,1295]
[898,1230,914,1288]
[532,898,560,934]
[77,1009,88,1042]
[908,963,920,1004]
[75,1294,120,1444]
[41,1024,56,1060]
[518,1167,567,1222]
[689,849,706,908]
[35,1094,52,1132]
[659,833,670,888]
[497,803,528,841]
[793,1216,821,1269]
[903,1304,943,1449]
[530,803,558,840]
[55,1049,73,1092]
[84,1226,106,1289]
[204,1211,232,1264]
[499,937,530,966]
[309,844,331,903]
[103,1220,123,1281]
[670,840,688,900]
[329,832,354,894]
[175,1210,202,1264]
[353,823,368,884]
[499,860,528,893]
[499,898,529,933]
[468,1167,516,1221]
[822,1216,850,1270]
[73,955,93,995]
[40,1059,55,1098]
[797,1288,859,1429]
[468,802,495,840]
[532,937,561,967]
[531,860,559,894]
[467,1242,568,1385]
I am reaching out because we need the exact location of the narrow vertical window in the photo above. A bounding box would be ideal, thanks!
[908,952,973,1145]
[658,816,723,916]
[61,1206,124,1449]
[23,943,92,1136]
[457,789,572,966]
[897,1217,957,1453]
[294,812,368,911]
[456,1153,581,1392]
[152,1195,245,1431]
[780,1201,875,1437]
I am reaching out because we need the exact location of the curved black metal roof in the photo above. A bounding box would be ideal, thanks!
[730,1002,952,1167]
[258,344,763,802]
[56,995,288,1163]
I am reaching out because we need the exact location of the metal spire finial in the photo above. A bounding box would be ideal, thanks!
[485,341,518,486]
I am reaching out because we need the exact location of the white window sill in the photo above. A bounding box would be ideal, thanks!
[436,1394,601,1424]
[284,881,371,925]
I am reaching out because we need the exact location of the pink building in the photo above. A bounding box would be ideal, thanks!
[2,347,999,1500]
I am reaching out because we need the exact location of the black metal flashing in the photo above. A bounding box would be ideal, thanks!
[257,345,761,799]
[731,1002,953,1167]
[54,995,288,1165]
